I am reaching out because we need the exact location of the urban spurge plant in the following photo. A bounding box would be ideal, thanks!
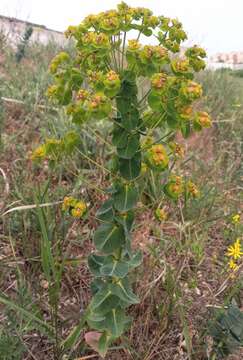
[33,2,211,356]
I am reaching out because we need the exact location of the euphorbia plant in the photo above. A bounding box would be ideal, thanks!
[32,2,211,356]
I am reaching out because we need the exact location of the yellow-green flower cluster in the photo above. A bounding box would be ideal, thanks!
[151,73,168,91]
[226,238,243,271]
[87,93,112,119]
[31,138,62,161]
[31,145,46,161]
[194,111,212,129]
[103,70,121,97]
[146,144,169,171]
[185,45,206,72]
[49,52,70,74]
[82,32,110,50]
[46,2,210,137]
[62,196,87,218]
[88,70,121,97]
[31,132,80,162]
[67,90,112,123]
[164,176,200,200]
[158,17,187,53]
[140,45,169,65]
[147,71,209,136]
[179,106,193,121]
[171,58,190,75]
[164,175,184,199]
[64,4,164,40]
[155,208,168,221]
[127,42,169,73]
[180,81,203,102]
[186,180,200,198]
[169,142,185,158]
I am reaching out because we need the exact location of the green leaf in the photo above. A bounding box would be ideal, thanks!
[88,254,106,276]
[117,134,140,159]
[166,114,179,129]
[103,308,129,338]
[115,210,135,232]
[91,279,106,295]
[119,153,141,180]
[90,285,119,315]
[180,121,191,138]
[148,91,162,111]
[121,107,139,131]
[98,332,112,358]
[86,311,106,330]
[113,184,138,212]
[128,250,143,269]
[96,199,114,222]
[112,126,128,148]
[94,223,125,254]
[163,183,180,200]
[109,280,139,305]
[100,256,129,278]
[142,28,153,36]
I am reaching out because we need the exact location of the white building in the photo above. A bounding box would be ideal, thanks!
[209,51,243,70]
[0,15,66,47]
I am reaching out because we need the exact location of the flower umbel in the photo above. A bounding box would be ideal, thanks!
[62,197,87,218]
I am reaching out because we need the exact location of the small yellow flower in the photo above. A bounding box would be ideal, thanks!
[227,238,243,260]
[128,39,141,51]
[171,58,190,73]
[46,85,59,98]
[180,106,193,120]
[155,208,168,221]
[62,196,76,211]
[77,89,89,101]
[169,142,185,158]
[196,111,212,128]
[31,145,46,161]
[232,214,240,224]
[71,201,87,218]
[228,259,239,271]
[150,144,169,168]
[181,81,202,100]
[187,181,200,198]
[151,73,167,90]
[106,70,119,82]
[64,25,77,38]
[62,197,87,218]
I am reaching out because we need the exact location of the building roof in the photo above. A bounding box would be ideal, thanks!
[210,51,243,64]
[0,14,63,34]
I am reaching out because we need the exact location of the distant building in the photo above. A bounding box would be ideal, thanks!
[0,14,66,47]
[209,51,243,70]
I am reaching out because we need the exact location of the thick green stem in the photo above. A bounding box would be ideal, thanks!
[86,71,142,354]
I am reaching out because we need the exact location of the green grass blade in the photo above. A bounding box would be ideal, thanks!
[0,292,54,338]
[35,202,56,282]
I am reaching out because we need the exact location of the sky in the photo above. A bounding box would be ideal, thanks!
[0,0,243,55]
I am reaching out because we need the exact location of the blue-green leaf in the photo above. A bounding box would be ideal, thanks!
[94,223,125,254]
[113,184,138,212]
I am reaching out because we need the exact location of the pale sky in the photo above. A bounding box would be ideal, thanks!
[0,0,242,55]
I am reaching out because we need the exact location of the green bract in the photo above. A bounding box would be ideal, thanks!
[37,2,212,357]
